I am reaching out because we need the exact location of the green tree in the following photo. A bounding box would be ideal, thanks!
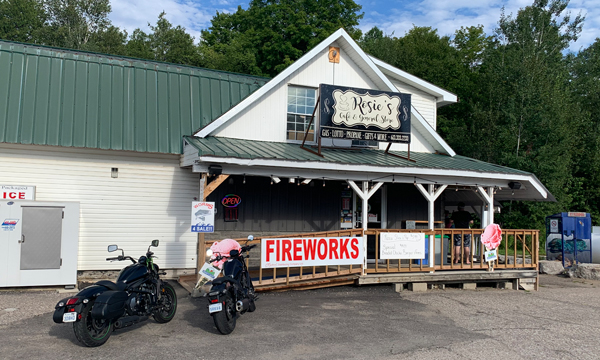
[201,0,363,76]
[0,0,47,43]
[470,0,584,230]
[44,0,113,49]
[125,12,200,66]
[569,39,600,222]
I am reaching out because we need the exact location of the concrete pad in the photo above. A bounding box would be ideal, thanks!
[462,283,477,290]
[408,283,427,292]
[496,282,511,289]
[393,283,404,293]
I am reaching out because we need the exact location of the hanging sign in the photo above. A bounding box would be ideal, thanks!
[191,202,215,232]
[261,237,364,268]
[380,233,425,259]
[1,185,35,200]
[319,84,411,143]
[221,194,241,208]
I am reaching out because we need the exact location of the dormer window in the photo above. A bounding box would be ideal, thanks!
[287,86,317,142]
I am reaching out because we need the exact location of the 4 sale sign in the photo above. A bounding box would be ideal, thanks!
[261,237,364,268]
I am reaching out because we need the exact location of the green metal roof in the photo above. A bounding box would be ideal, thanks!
[184,136,531,175]
[0,41,269,154]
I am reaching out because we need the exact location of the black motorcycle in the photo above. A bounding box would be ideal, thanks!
[53,240,177,347]
[206,236,257,335]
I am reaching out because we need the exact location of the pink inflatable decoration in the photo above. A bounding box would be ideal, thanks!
[209,239,242,269]
[481,224,502,250]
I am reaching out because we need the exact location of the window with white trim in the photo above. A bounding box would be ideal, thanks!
[287,86,317,142]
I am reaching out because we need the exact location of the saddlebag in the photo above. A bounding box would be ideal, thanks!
[91,291,127,320]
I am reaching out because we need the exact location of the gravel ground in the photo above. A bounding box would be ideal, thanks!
[0,289,72,326]
[0,275,599,359]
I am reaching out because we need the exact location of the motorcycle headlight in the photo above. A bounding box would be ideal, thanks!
[206,249,213,257]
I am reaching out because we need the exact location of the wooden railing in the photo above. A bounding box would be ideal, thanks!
[207,228,539,289]
[365,229,539,273]
[205,229,364,290]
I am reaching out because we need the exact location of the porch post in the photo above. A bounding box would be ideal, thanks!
[415,183,447,267]
[488,186,494,225]
[347,180,384,275]
[481,205,488,230]
[476,186,494,227]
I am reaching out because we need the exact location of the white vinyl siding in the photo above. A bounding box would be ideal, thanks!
[0,143,199,271]
[391,80,437,129]
[214,42,378,141]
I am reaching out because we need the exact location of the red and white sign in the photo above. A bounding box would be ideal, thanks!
[1,185,35,200]
[261,237,364,268]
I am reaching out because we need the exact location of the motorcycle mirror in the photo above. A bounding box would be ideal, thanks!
[206,249,213,257]
[247,235,254,241]
[151,239,159,247]
[107,245,118,252]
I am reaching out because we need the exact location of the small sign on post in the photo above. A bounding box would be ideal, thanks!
[191,202,215,233]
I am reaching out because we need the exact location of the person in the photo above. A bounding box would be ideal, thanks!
[451,202,474,264]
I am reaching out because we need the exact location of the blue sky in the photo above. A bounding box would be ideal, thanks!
[108,0,598,53]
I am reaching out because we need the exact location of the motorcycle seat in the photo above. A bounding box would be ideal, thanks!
[211,276,237,286]
[97,280,128,292]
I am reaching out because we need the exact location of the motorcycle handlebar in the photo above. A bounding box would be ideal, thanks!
[242,244,257,252]
[105,255,136,263]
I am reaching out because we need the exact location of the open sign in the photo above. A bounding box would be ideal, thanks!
[221,194,242,208]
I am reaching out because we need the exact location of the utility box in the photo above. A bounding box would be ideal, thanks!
[546,212,592,267]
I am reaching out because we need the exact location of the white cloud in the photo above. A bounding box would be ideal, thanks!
[108,0,599,51]
[358,0,599,52]
[109,0,224,41]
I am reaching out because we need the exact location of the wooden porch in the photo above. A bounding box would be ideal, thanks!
[178,228,540,293]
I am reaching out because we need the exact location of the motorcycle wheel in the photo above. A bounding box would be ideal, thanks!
[212,292,236,335]
[153,282,178,323]
[72,300,113,347]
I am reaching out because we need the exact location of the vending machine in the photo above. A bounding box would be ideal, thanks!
[545,212,592,267]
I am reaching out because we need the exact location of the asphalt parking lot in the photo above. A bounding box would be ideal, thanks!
[1,275,599,360]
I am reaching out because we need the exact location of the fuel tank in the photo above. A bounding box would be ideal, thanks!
[222,258,243,280]
[117,263,148,283]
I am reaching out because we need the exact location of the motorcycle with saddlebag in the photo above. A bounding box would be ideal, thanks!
[201,236,257,335]
[52,240,177,347]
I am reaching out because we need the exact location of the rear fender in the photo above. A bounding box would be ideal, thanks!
[52,297,86,323]
[52,285,115,324]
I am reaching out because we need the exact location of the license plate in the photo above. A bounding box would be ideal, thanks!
[209,303,222,313]
[63,312,77,322]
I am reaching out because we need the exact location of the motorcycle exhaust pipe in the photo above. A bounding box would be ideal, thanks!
[236,299,250,312]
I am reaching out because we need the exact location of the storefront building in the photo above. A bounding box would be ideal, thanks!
[0,29,551,288]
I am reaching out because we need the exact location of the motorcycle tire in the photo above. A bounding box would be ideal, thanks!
[72,300,113,347]
[153,282,178,323]
[212,292,237,335]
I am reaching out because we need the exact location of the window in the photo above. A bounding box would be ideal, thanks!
[287,86,317,142]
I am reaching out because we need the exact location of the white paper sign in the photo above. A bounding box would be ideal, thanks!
[191,202,215,232]
[380,233,425,259]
